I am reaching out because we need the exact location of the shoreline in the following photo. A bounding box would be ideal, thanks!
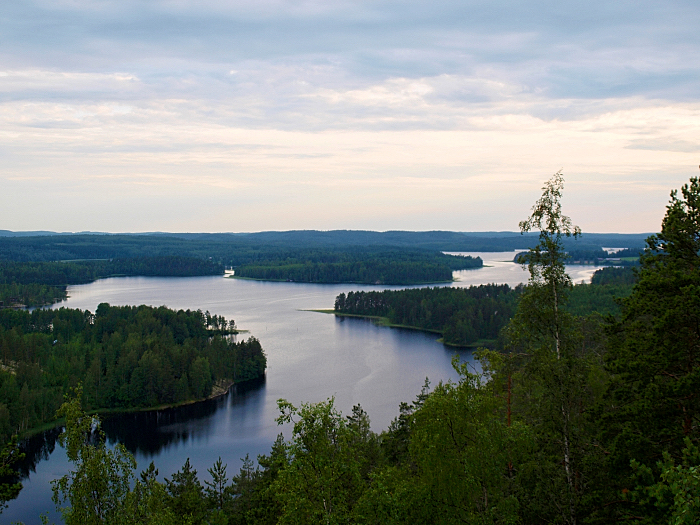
[16,375,261,441]
[307,309,486,348]
[231,275,455,285]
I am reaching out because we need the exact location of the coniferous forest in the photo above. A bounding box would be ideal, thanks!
[0,304,265,444]
[233,250,482,285]
[334,284,522,346]
[1,175,699,524]
[333,276,633,346]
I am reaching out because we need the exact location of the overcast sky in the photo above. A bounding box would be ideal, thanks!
[1,0,698,233]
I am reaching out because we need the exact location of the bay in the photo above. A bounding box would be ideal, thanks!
[5,252,599,524]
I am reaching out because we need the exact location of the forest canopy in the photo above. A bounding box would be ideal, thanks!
[234,251,481,285]
[0,304,265,445]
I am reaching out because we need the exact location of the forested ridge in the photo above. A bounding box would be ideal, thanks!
[0,230,647,261]
[2,176,698,524]
[0,304,265,446]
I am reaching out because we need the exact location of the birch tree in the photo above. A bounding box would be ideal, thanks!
[504,171,599,525]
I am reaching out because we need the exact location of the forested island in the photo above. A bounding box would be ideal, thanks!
[0,304,265,446]
[234,250,481,284]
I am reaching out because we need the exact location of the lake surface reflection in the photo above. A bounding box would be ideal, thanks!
[5,252,599,524]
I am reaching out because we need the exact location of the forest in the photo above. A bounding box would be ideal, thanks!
[2,176,698,524]
[0,258,224,282]
[335,284,521,346]
[0,283,67,309]
[0,240,483,287]
[234,251,481,284]
[333,268,634,346]
[0,304,266,446]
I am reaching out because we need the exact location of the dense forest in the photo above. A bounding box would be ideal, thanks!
[0,304,265,445]
[235,252,481,284]
[514,248,639,266]
[0,284,67,309]
[590,265,637,285]
[335,284,521,346]
[333,274,634,346]
[2,176,698,524]
[0,257,224,286]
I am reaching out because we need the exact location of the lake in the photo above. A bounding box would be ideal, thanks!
[4,252,599,524]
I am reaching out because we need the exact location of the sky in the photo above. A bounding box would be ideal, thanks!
[1,0,698,234]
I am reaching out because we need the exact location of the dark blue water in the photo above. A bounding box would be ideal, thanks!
[4,253,597,523]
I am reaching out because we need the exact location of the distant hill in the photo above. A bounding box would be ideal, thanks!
[0,230,78,237]
[0,229,651,255]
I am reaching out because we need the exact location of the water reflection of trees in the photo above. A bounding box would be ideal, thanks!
[15,427,62,481]
[15,376,265,477]
[102,376,266,456]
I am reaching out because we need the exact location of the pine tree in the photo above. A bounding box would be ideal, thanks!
[602,177,700,522]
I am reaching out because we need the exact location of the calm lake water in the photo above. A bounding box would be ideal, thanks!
[5,252,598,524]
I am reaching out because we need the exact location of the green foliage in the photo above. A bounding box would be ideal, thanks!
[601,177,700,522]
[0,304,265,442]
[52,386,136,525]
[238,435,287,525]
[335,284,520,346]
[124,462,180,525]
[372,359,529,524]
[273,398,379,524]
[235,251,481,285]
[590,265,637,286]
[564,282,633,317]
[628,439,700,525]
[205,457,233,513]
[0,437,24,514]
[165,458,208,524]
[51,389,184,524]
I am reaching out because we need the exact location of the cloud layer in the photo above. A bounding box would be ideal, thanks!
[1,0,698,232]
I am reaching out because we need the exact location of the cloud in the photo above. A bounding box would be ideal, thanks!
[1,0,699,232]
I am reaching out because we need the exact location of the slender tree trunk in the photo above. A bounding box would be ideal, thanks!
[554,275,575,524]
